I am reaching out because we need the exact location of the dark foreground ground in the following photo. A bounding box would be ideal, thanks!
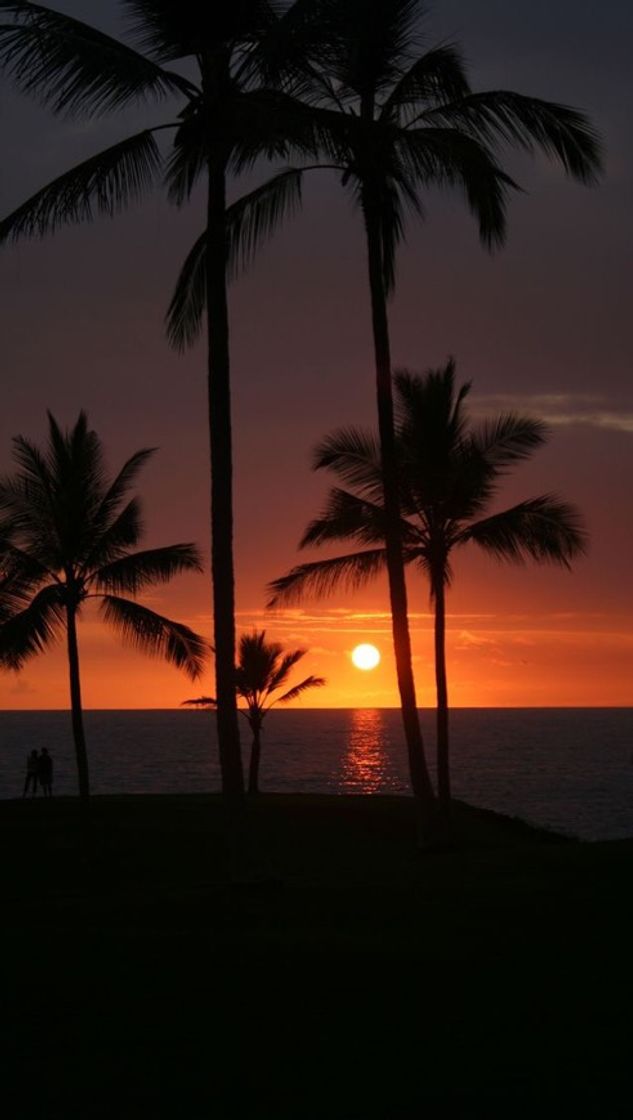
[2,794,632,1118]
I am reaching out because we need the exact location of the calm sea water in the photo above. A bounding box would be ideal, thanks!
[1,708,632,841]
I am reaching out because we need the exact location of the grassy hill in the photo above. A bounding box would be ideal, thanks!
[2,794,631,1117]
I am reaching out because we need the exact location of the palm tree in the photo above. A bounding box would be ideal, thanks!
[268,361,586,813]
[183,630,325,794]
[0,1,327,802]
[169,0,602,825]
[0,411,207,805]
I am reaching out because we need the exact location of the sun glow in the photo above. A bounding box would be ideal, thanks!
[351,643,381,671]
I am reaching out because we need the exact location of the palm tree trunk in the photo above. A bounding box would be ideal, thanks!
[248,723,262,795]
[361,189,435,822]
[65,603,90,804]
[206,163,244,802]
[433,574,450,813]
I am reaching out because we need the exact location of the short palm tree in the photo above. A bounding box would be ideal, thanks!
[183,630,325,794]
[170,0,602,825]
[0,1,327,802]
[0,411,207,805]
[268,361,586,812]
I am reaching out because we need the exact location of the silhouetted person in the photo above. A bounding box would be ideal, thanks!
[38,749,53,798]
[23,750,39,798]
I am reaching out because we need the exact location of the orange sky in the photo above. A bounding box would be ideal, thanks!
[1,1,631,710]
[1,567,631,709]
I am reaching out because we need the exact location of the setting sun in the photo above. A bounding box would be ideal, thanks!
[351,643,381,671]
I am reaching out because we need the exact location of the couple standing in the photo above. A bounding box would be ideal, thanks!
[23,748,53,797]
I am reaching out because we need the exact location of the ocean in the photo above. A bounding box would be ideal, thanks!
[2,708,632,841]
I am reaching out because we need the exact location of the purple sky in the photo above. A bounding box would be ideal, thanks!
[1,1,631,708]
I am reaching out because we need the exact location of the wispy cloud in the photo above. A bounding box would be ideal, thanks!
[234,607,509,637]
[8,678,36,696]
[471,392,633,433]
[454,630,497,651]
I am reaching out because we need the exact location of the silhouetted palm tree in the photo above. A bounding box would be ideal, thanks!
[0,1,326,801]
[170,0,602,825]
[311,0,599,822]
[183,630,325,794]
[0,412,207,805]
[268,361,586,812]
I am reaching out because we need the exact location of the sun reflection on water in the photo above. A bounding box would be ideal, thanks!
[341,708,391,793]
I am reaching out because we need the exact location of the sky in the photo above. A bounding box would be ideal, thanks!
[0,0,631,709]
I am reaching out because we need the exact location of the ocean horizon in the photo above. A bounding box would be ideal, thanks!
[2,706,632,842]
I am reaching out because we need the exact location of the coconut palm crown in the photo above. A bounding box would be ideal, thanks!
[268,360,586,809]
[183,629,325,793]
[0,411,207,802]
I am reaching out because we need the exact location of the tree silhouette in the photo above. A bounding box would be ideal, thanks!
[0,1,325,802]
[170,0,602,828]
[183,630,325,794]
[268,361,586,813]
[0,411,206,805]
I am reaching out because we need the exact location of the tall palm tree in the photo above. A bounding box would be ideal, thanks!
[183,630,325,794]
[0,0,326,802]
[170,0,602,823]
[268,361,586,812]
[0,411,207,805]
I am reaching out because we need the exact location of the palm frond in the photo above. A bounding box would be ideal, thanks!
[374,174,406,295]
[462,495,587,567]
[93,543,203,594]
[320,0,421,99]
[264,647,306,695]
[0,570,28,623]
[227,167,304,279]
[300,487,405,550]
[0,536,55,592]
[267,548,388,606]
[123,0,277,64]
[235,630,283,697]
[39,411,120,567]
[164,108,206,206]
[0,1,195,115]
[80,498,143,574]
[395,359,468,434]
[275,674,326,704]
[230,89,333,173]
[382,43,471,122]
[3,414,149,574]
[0,545,53,620]
[46,411,108,546]
[80,444,156,569]
[181,696,216,707]
[313,426,384,500]
[4,432,54,497]
[165,230,206,352]
[91,447,156,531]
[421,91,603,185]
[231,628,325,711]
[101,595,208,679]
[0,129,163,243]
[166,168,305,352]
[0,438,61,563]
[0,582,65,669]
[250,0,338,95]
[469,414,547,468]
[394,363,479,514]
[395,361,470,462]
[397,126,516,249]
